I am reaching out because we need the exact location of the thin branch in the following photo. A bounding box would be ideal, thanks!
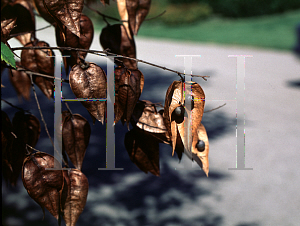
[63,100,73,115]
[9,31,32,39]
[28,73,68,166]
[4,64,69,83]
[11,46,210,80]
[104,50,209,81]
[1,98,30,113]
[145,10,167,21]
[11,132,17,139]
[204,103,226,113]
[12,46,106,55]
[84,3,127,23]
[26,144,40,152]
[85,3,165,23]
[36,24,55,31]
[9,24,54,39]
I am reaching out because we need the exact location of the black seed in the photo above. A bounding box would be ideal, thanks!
[196,140,205,152]
[174,106,184,117]
[172,106,184,123]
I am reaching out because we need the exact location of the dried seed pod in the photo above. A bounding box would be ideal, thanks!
[126,0,151,35]
[69,63,107,124]
[135,0,151,34]
[22,152,64,220]
[2,112,26,186]
[6,135,26,186]
[1,0,35,45]
[21,40,55,99]
[33,0,56,25]
[117,0,131,39]
[131,100,169,144]
[125,128,160,176]
[131,100,166,133]
[125,0,138,36]
[9,62,31,101]
[1,18,16,43]
[100,23,137,69]
[55,14,94,74]
[12,111,41,148]
[2,111,40,186]
[3,111,41,185]
[43,0,84,37]
[194,123,209,177]
[62,110,91,170]
[176,82,205,154]
[163,81,208,176]
[61,169,89,226]
[114,66,144,127]
[163,80,183,155]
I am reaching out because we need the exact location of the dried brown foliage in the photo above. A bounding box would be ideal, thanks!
[1,1,213,224]
[22,152,64,219]
[62,110,91,170]
[43,0,84,37]
[1,18,16,43]
[61,169,89,226]
[55,14,94,74]
[1,0,35,45]
[114,65,144,127]
[125,127,160,176]
[9,62,31,100]
[100,23,137,69]
[21,40,55,99]
[126,0,151,35]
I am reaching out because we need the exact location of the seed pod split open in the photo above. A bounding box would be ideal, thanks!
[163,80,209,176]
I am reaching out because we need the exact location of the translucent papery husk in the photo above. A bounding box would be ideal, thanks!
[69,63,107,124]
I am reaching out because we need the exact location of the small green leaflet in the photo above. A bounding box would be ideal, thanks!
[1,42,16,69]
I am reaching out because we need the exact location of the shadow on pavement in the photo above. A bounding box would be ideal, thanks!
[286,79,300,88]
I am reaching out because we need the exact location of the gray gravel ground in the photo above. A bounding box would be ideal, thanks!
[2,18,300,226]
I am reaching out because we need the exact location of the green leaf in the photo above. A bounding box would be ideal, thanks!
[1,42,16,69]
